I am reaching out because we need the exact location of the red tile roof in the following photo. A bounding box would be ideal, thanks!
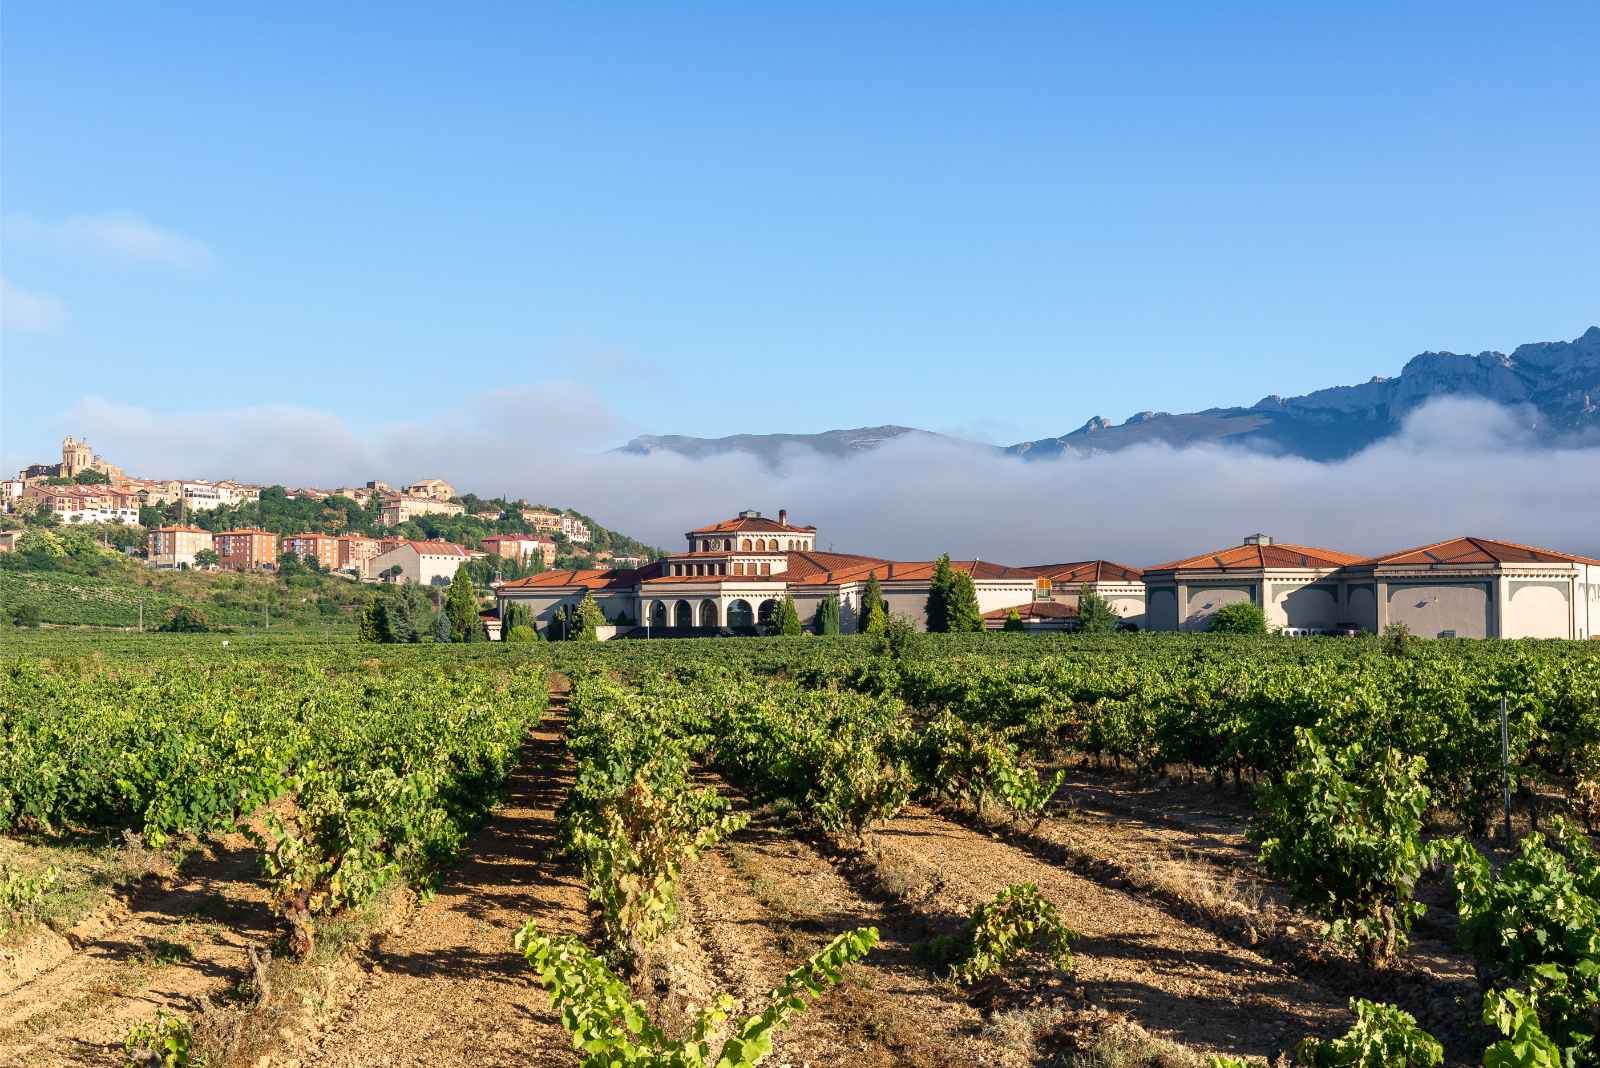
[981,601,1080,621]
[151,525,212,534]
[499,567,642,591]
[688,515,817,534]
[1147,542,1361,572]
[1013,560,1144,584]
[1359,536,1600,567]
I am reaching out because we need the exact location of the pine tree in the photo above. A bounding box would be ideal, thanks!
[946,569,983,632]
[925,553,955,632]
[444,566,479,642]
[814,595,841,635]
[547,606,568,642]
[779,594,803,636]
[1002,608,1025,633]
[859,574,886,636]
[1075,586,1120,634]
[433,612,452,643]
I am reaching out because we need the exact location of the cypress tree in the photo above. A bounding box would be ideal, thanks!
[859,574,886,635]
[1002,608,1025,633]
[814,595,841,635]
[358,598,383,642]
[444,566,479,642]
[574,593,605,641]
[925,553,955,632]
[947,568,983,632]
[1075,586,1120,634]
[779,594,803,636]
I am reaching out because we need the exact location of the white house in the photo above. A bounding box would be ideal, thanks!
[365,539,470,585]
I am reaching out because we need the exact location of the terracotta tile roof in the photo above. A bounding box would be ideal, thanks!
[1359,536,1600,568]
[217,528,276,536]
[688,515,817,535]
[1147,542,1362,572]
[981,601,1080,621]
[499,567,642,591]
[1014,560,1144,584]
[404,540,469,556]
[151,525,212,534]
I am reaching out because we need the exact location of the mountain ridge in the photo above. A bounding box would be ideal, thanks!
[614,327,1600,464]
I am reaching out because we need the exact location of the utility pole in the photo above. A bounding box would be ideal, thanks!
[137,601,143,632]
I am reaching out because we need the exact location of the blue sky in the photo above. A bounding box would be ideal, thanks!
[4,2,1598,470]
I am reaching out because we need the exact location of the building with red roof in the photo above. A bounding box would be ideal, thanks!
[494,509,1143,637]
[364,539,471,585]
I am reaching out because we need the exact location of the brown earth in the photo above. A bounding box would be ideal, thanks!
[0,833,274,1066]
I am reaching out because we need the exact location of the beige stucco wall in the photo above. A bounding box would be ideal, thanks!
[1345,584,1378,630]
[1184,584,1255,631]
[1145,587,1179,631]
[1501,580,1573,640]
[1271,582,1341,630]
[1386,582,1490,639]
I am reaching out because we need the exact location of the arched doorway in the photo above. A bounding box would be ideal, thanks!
[699,600,718,628]
[650,601,667,630]
[727,599,754,628]
[757,599,780,627]
[674,600,693,629]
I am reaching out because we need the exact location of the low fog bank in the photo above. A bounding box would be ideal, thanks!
[51,392,1600,566]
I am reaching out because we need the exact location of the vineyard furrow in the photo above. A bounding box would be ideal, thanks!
[302,694,589,1068]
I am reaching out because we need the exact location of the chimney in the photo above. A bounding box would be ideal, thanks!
[778,508,788,527]
[1244,533,1272,546]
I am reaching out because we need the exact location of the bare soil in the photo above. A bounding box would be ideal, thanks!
[0,833,273,1066]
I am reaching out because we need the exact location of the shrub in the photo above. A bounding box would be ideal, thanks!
[927,883,1076,985]
[1209,602,1267,635]
[1254,729,1431,964]
[8,602,41,628]
[159,605,210,633]
[1076,587,1121,634]
[1002,609,1025,633]
[122,1009,202,1067]
[1293,998,1442,1068]
[505,624,539,644]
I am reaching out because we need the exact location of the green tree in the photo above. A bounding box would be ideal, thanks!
[73,469,111,485]
[1075,587,1120,634]
[9,603,42,628]
[946,570,983,632]
[444,567,480,642]
[814,595,841,635]
[358,598,383,642]
[160,605,211,633]
[194,548,220,569]
[859,575,886,636]
[504,624,539,643]
[547,605,569,641]
[17,528,67,567]
[779,593,803,636]
[925,554,955,632]
[1002,608,1025,633]
[277,551,305,578]
[1209,601,1267,635]
[432,612,453,642]
[573,593,605,641]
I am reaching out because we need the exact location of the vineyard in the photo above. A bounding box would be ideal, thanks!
[2,629,1598,1067]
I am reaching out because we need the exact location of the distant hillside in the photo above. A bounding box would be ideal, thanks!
[613,327,1600,465]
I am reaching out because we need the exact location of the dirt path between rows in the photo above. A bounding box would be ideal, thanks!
[301,685,589,1068]
[864,804,1351,1059]
[0,836,273,1066]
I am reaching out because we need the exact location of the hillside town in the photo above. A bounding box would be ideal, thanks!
[1,436,643,581]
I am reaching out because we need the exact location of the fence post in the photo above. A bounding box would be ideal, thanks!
[1499,694,1512,843]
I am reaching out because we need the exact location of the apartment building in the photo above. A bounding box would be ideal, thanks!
[281,531,340,570]
[379,495,465,527]
[481,534,557,567]
[215,528,279,571]
[147,525,215,569]
[22,485,141,525]
[338,534,382,571]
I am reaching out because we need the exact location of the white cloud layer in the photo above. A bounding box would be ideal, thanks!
[58,213,213,267]
[35,392,1600,564]
[0,276,68,332]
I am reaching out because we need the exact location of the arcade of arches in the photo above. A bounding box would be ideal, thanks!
[644,596,778,629]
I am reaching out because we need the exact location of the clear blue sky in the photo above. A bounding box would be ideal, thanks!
[4,2,1597,463]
